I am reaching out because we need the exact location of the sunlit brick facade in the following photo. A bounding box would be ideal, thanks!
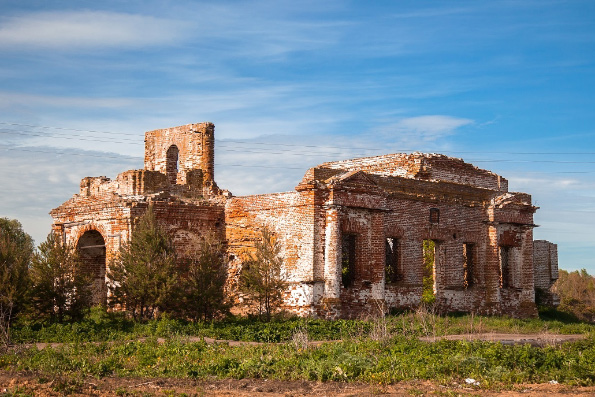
[51,122,558,317]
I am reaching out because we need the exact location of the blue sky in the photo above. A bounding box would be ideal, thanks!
[0,0,594,273]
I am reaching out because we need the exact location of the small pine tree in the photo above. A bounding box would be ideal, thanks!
[30,233,92,322]
[108,206,177,320]
[176,234,230,321]
[239,227,287,321]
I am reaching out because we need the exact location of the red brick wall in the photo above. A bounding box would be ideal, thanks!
[144,122,215,186]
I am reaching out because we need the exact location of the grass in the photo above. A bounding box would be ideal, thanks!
[9,306,593,344]
[2,306,594,389]
[2,334,595,386]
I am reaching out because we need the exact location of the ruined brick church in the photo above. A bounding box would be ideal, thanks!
[51,122,559,318]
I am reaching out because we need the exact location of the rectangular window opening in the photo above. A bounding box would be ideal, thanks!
[499,246,511,289]
[429,208,440,224]
[422,239,436,303]
[463,243,474,288]
[341,233,357,288]
[385,237,402,284]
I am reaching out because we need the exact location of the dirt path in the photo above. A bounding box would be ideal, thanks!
[2,372,595,396]
[420,332,587,346]
[27,332,587,350]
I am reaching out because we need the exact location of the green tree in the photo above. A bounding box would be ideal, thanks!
[176,234,230,321]
[30,233,92,322]
[108,206,177,320]
[0,218,34,345]
[239,227,287,321]
[553,269,595,321]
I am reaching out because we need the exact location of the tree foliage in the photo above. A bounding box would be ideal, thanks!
[553,268,595,322]
[422,239,436,305]
[29,233,92,322]
[175,234,230,321]
[0,218,34,345]
[239,227,287,321]
[108,206,177,320]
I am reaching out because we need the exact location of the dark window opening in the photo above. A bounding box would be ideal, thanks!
[341,233,356,288]
[463,243,474,288]
[429,208,440,224]
[385,237,402,283]
[166,145,179,185]
[499,246,511,288]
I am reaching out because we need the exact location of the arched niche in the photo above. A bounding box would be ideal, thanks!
[166,145,180,185]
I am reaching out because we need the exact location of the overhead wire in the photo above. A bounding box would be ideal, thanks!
[3,121,595,155]
[1,121,594,170]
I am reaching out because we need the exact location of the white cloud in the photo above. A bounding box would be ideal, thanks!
[0,11,189,50]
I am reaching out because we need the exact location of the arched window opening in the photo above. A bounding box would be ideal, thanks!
[77,230,107,305]
[166,145,179,185]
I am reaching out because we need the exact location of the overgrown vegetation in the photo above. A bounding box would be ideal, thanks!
[422,239,436,305]
[2,212,595,388]
[553,269,595,322]
[239,228,287,321]
[2,307,595,388]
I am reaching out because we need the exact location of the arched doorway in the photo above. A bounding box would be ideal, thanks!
[77,230,107,305]
[166,145,179,185]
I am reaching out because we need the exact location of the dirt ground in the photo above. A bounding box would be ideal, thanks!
[26,332,589,350]
[419,332,587,346]
[2,372,595,396]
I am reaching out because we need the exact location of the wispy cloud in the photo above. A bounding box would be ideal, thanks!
[0,11,189,50]
[0,91,138,109]
[371,115,474,145]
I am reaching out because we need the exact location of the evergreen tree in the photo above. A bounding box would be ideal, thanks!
[108,206,177,320]
[0,218,34,345]
[239,227,287,321]
[30,233,92,322]
[177,234,230,320]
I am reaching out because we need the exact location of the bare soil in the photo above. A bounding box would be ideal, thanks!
[28,332,587,350]
[2,372,595,396]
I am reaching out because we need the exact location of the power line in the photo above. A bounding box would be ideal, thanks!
[0,121,141,137]
[3,145,595,168]
[0,129,143,145]
[1,146,595,174]
[3,120,595,156]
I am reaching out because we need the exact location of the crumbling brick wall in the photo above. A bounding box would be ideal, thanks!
[51,122,558,319]
[51,122,225,306]
[225,191,322,316]
[533,240,559,306]
[144,122,215,188]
